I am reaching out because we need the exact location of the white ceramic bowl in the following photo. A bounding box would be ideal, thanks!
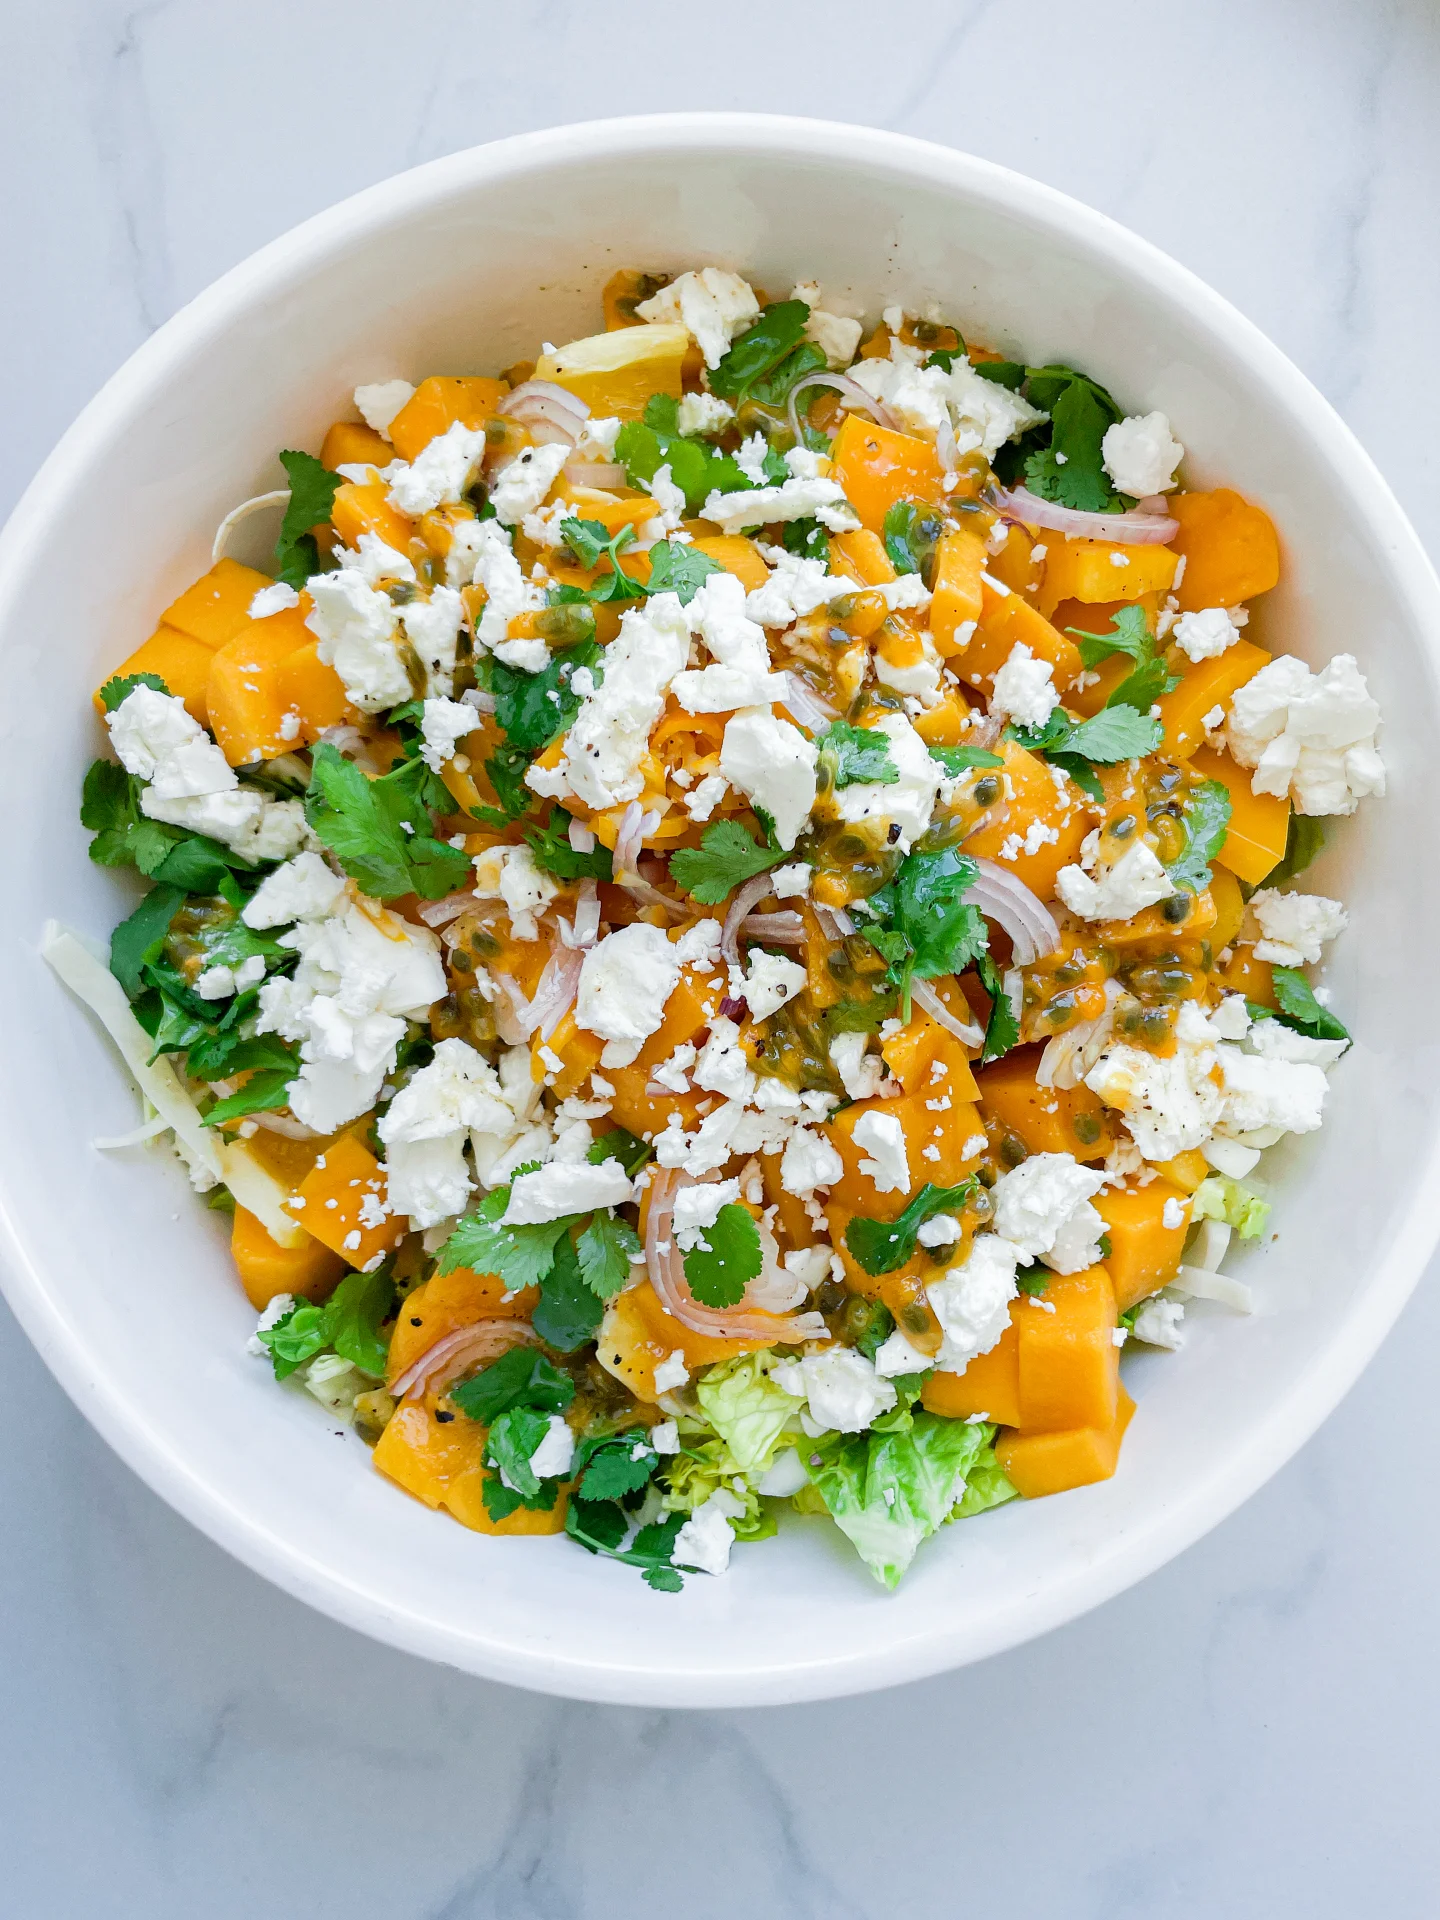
[2,114,1436,1707]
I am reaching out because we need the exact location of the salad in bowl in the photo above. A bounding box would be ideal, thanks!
[50,264,1383,1592]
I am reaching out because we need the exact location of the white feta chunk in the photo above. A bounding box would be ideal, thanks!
[780,1126,843,1197]
[927,1234,1023,1371]
[1131,1294,1186,1349]
[353,379,415,439]
[304,567,409,713]
[989,642,1059,728]
[636,269,761,369]
[527,1413,576,1481]
[1174,606,1241,662]
[1248,888,1348,967]
[774,1348,897,1433]
[1056,840,1176,923]
[503,1158,634,1225]
[576,923,684,1061]
[671,1488,746,1575]
[830,713,942,854]
[1101,411,1184,496]
[740,950,807,1021]
[1226,653,1384,817]
[544,594,691,809]
[489,441,569,526]
[719,707,817,850]
[418,696,475,773]
[852,1110,910,1194]
[386,420,486,516]
[676,391,735,436]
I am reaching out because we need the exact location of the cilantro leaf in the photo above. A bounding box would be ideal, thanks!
[448,1347,575,1425]
[927,744,1004,778]
[748,340,829,410]
[98,671,169,711]
[882,499,945,582]
[783,517,828,563]
[681,1203,763,1308]
[669,820,787,905]
[973,359,1026,389]
[575,1431,659,1502]
[304,741,471,900]
[110,884,184,998]
[1166,778,1232,893]
[257,1267,395,1382]
[975,950,1020,1064]
[202,1065,298,1127]
[644,540,723,604]
[577,1210,642,1300]
[437,1184,577,1290]
[491,638,604,754]
[483,1405,563,1506]
[257,1303,329,1380]
[559,517,644,604]
[532,1231,604,1351]
[587,1127,652,1176]
[1017,366,1124,514]
[1269,968,1351,1043]
[845,1180,977,1276]
[274,450,344,588]
[187,1028,296,1083]
[1066,604,1180,713]
[1011,703,1163,787]
[892,846,988,982]
[708,300,811,403]
[566,1496,685,1589]
[819,721,899,790]
[1267,814,1326,886]
[522,808,613,881]
[615,414,749,515]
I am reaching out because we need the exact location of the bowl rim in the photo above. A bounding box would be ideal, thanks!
[3,111,1438,1706]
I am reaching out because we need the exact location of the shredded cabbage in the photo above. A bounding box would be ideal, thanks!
[1193,1173,1270,1240]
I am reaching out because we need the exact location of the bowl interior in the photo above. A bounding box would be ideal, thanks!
[2,117,1437,1704]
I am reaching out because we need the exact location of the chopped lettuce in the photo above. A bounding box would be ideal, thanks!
[804,1412,1001,1589]
[952,1445,1019,1519]
[1193,1173,1270,1240]
[694,1352,804,1475]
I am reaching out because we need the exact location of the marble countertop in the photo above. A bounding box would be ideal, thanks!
[5,3,1439,1913]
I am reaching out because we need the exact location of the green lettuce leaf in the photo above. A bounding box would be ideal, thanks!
[693,1353,804,1476]
[1192,1174,1270,1240]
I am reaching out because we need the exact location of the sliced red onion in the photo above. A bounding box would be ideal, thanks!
[317,723,386,773]
[780,672,837,734]
[567,817,596,854]
[498,380,591,447]
[526,945,584,1041]
[739,911,806,946]
[416,890,478,928]
[558,878,601,950]
[910,976,984,1048]
[722,874,778,964]
[247,1111,323,1141]
[969,859,1061,965]
[786,371,898,443]
[814,904,855,939]
[645,1167,828,1345]
[563,459,628,490]
[388,1319,540,1401]
[612,800,646,876]
[991,484,1178,546]
[489,971,532,1047]
[719,994,747,1020]
[212,489,289,566]
[616,874,689,918]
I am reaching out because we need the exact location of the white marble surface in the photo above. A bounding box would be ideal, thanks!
[4,2,1439,1912]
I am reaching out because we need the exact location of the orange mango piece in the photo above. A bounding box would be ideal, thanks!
[597,1280,770,1403]
[230,1205,344,1311]
[1014,1265,1119,1433]
[929,527,986,655]
[1036,536,1177,617]
[1095,1181,1192,1312]
[1188,743,1291,885]
[373,1400,568,1534]
[320,420,394,472]
[329,480,414,555]
[958,577,1083,693]
[1098,889,1217,948]
[286,1131,405,1268]
[275,639,351,743]
[205,605,311,765]
[689,534,770,592]
[387,375,508,463]
[162,558,273,649]
[95,625,215,726]
[826,1091,986,1220]
[881,1010,981,1104]
[1158,637,1271,759]
[385,1267,539,1388]
[922,1321,1023,1427]
[1167,489,1281,612]
[634,964,723,1072]
[1155,1148,1210,1194]
[830,526,896,586]
[1221,949,1275,1006]
[963,738,1092,899]
[829,415,944,534]
[997,1385,1135,1498]
[535,325,688,420]
[976,1043,1111,1163]
[909,691,974,746]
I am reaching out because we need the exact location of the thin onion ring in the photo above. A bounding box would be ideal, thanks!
[910,976,985,1048]
[991,484,1178,546]
[645,1166,827,1344]
[721,874,777,964]
[968,859,1062,966]
[786,371,898,442]
[388,1319,540,1401]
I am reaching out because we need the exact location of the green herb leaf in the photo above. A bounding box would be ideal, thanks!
[275,450,344,588]
[98,672,169,711]
[566,1496,685,1589]
[202,1066,298,1127]
[927,744,1004,777]
[448,1347,576,1425]
[587,1127,653,1177]
[1166,778,1232,893]
[257,1303,330,1380]
[820,721,899,789]
[483,1405,563,1506]
[669,819,787,905]
[325,1266,397,1378]
[110,884,185,999]
[644,540,724,604]
[1017,366,1125,515]
[304,741,471,901]
[616,410,750,514]
[783,517,829,562]
[882,499,944,581]
[1267,814,1326,886]
[845,1180,977,1276]
[521,807,613,881]
[682,1203,764,1308]
[575,1431,658,1502]
[577,1210,642,1300]
[491,638,605,754]
[532,1232,604,1351]
[975,950,1020,1064]
[892,846,988,982]
[437,1184,576,1291]
[708,300,811,402]
[1269,967,1351,1043]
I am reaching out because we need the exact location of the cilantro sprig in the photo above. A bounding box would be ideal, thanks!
[975,951,1020,1064]
[980,362,1130,514]
[275,449,344,587]
[559,515,722,608]
[859,846,989,994]
[1067,604,1180,713]
[82,761,257,892]
[818,722,899,790]
[522,808,613,882]
[304,741,471,901]
[681,1203,764,1308]
[1166,778,1232,893]
[1267,968,1351,1044]
[845,1180,977,1277]
[669,820,788,905]
[257,1266,396,1382]
[708,300,812,405]
[1009,704,1163,803]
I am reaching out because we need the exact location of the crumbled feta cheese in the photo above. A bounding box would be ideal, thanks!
[1101,411,1184,496]
[542,594,691,809]
[989,642,1059,728]
[418,696,475,773]
[1226,653,1385,816]
[650,1042,696,1094]
[673,570,787,712]
[739,950,807,1021]
[249,580,300,619]
[1131,1294,1186,1349]
[991,1153,1106,1273]
[671,1178,741,1242]
[830,713,942,854]
[462,518,545,654]
[1216,1044,1328,1136]
[386,420,486,516]
[304,567,409,712]
[650,1419,681,1455]
[917,1213,963,1248]
[1174,606,1241,662]
[489,442,569,526]
[1085,1000,1225,1161]
[802,301,863,370]
[693,1017,757,1103]
[927,1234,1023,1371]
[702,467,860,535]
[652,1349,690,1393]
[745,547,849,628]
[378,1037,517,1227]
[779,1125,843,1197]
[828,1030,883,1101]
[872,1327,936,1377]
[576,923,685,1062]
[676,391,735,437]
[1245,1017,1348,1069]
[1056,839,1176,922]
[353,379,415,439]
[526,1413,575,1481]
[1248,888,1348,967]
[504,1158,634,1225]
[1208,993,1252,1041]
[672,1488,746,1575]
[852,1110,910,1193]
[636,269,761,369]
[719,708,817,850]
[683,772,728,822]
[734,432,770,486]
[1161,1196,1186,1230]
[241,851,346,929]
[472,842,559,942]
[849,348,1046,459]
[774,1348,897,1433]
[769,862,811,898]
[106,683,275,847]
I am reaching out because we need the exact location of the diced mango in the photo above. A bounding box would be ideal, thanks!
[373,1400,568,1534]
[1208,866,1246,952]
[997,1386,1135,1498]
[922,1321,1023,1427]
[881,1008,981,1104]
[829,415,944,534]
[1036,536,1177,616]
[94,625,215,726]
[387,376,509,463]
[956,577,1083,694]
[205,605,311,766]
[962,739,1092,899]
[976,1043,1111,1163]
[689,534,770,592]
[1167,489,1281,612]
[1159,637,1271,759]
[230,1205,344,1311]
[535,324,688,420]
[385,1267,539,1388]
[162,558,273,649]
[929,527,986,655]
[1188,743,1291,885]
[596,1281,769,1403]
[275,639,350,743]
[1155,1149,1210,1194]
[1221,949,1274,1006]
[329,480,414,555]
[286,1131,405,1267]
[1098,889,1216,948]
[320,420,395,473]
[826,1091,985,1219]
[1014,1265,1119,1433]
[1095,1182,1191,1312]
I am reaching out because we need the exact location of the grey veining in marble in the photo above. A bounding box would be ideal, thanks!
[4,2,1440,1913]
